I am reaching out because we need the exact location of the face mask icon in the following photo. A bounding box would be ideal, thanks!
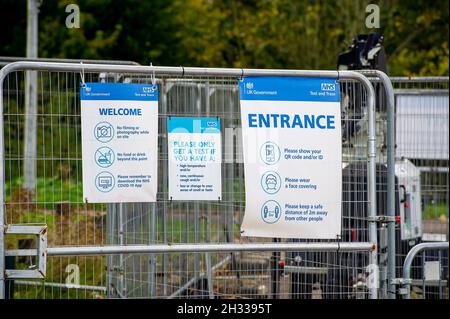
[265,174,278,190]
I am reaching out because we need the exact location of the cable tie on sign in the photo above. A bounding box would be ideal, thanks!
[239,68,244,81]
[180,66,185,77]
[336,234,341,255]
[150,62,156,88]
[80,62,86,89]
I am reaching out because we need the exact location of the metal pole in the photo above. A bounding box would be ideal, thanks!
[194,85,201,287]
[0,68,4,299]
[0,56,140,67]
[359,70,396,299]
[379,71,396,299]
[118,204,125,297]
[205,252,214,299]
[161,80,169,296]
[149,203,157,297]
[24,0,39,191]
[401,242,449,299]
[46,242,374,256]
[389,76,449,83]
[204,81,214,299]
[352,71,379,299]
[14,280,107,292]
[0,61,376,77]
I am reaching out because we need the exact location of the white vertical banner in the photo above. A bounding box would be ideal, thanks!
[168,117,222,201]
[239,76,342,239]
[81,83,158,203]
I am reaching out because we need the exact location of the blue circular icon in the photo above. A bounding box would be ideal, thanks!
[261,200,282,224]
[94,147,115,168]
[94,121,114,143]
[260,141,281,165]
[95,171,115,193]
[261,171,281,195]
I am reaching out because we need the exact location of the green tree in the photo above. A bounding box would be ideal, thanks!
[0,0,448,75]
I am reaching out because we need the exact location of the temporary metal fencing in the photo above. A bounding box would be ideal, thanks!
[0,56,140,67]
[390,77,449,299]
[399,242,449,299]
[353,74,449,299]
[1,61,379,299]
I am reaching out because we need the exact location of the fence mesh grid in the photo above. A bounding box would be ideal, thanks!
[390,78,449,299]
[1,69,447,299]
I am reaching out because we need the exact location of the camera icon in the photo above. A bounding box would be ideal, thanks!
[94,121,114,143]
[97,126,112,138]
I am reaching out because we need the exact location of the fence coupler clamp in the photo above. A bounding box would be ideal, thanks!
[391,278,412,295]
[368,215,396,223]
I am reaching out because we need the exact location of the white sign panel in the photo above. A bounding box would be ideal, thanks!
[81,83,158,203]
[239,76,342,239]
[395,93,449,160]
[168,117,222,200]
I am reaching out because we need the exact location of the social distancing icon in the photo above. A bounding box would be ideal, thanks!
[261,200,282,224]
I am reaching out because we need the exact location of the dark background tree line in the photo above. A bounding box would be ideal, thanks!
[1,0,449,75]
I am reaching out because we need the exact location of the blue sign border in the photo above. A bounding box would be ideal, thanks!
[168,117,221,134]
[239,76,340,102]
[80,83,158,101]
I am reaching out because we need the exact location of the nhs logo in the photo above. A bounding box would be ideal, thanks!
[321,83,336,91]
[143,86,155,94]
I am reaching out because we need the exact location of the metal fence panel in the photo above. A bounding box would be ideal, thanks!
[0,62,378,299]
[391,77,449,299]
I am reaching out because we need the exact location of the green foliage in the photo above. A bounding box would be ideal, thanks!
[3,73,82,181]
[423,204,448,220]
[0,1,448,75]
[6,176,84,207]
[381,0,449,75]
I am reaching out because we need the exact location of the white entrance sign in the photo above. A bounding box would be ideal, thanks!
[239,76,342,239]
[168,117,222,200]
[81,83,158,203]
